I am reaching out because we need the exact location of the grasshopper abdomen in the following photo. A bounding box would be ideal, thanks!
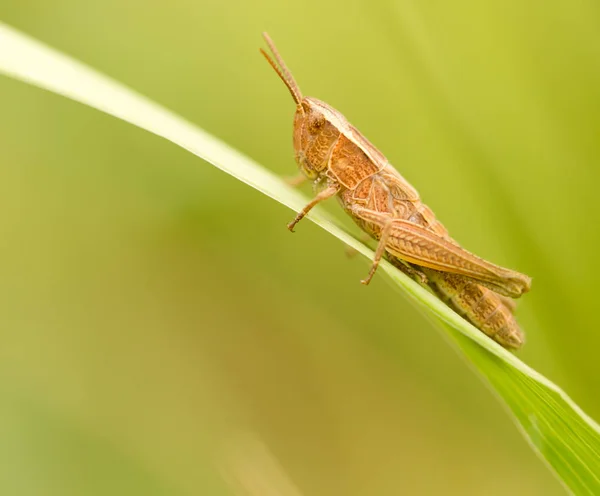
[421,269,524,348]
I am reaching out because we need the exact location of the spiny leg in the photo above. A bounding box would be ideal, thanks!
[287,183,340,232]
[361,218,393,285]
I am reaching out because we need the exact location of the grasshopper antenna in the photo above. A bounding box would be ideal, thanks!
[260,32,303,107]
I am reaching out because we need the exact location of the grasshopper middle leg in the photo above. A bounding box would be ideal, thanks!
[361,217,394,285]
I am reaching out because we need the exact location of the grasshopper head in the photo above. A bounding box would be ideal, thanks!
[260,34,344,180]
[292,97,344,179]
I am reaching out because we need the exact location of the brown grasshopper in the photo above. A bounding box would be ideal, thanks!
[260,33,531,349]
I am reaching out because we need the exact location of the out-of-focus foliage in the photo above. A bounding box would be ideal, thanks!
[0,0,599,494]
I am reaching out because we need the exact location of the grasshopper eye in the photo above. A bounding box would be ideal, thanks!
[309,116,326,134]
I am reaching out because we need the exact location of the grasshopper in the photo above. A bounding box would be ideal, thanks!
[260,33,531,349]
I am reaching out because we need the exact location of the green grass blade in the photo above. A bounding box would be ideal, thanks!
[0,22,598,495]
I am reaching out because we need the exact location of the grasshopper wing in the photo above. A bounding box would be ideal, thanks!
[385,219,531,297]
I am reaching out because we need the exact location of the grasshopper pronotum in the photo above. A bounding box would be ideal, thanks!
[260,33,531,349]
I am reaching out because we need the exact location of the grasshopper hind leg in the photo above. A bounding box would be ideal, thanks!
[497,294,518,313]
[387,258,429,285]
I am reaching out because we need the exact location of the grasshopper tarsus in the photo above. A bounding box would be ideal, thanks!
[360,267,378,285]
[392,261,429,285]
[345,246,359,258]
[345,234,372,259]
[415,271,428,285]
[287,210,308,232]
[287,211,304,232]
[360,276,373,286]
[285,174,308,188]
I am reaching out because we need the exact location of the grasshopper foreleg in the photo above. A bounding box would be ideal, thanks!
[285,174,309,188]
[287,183,340,232]
[344,233,372,258]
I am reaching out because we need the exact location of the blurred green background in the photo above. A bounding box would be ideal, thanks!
[1,0,599,494]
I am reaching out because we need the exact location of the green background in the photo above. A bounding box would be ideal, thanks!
[1,0,599,494]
